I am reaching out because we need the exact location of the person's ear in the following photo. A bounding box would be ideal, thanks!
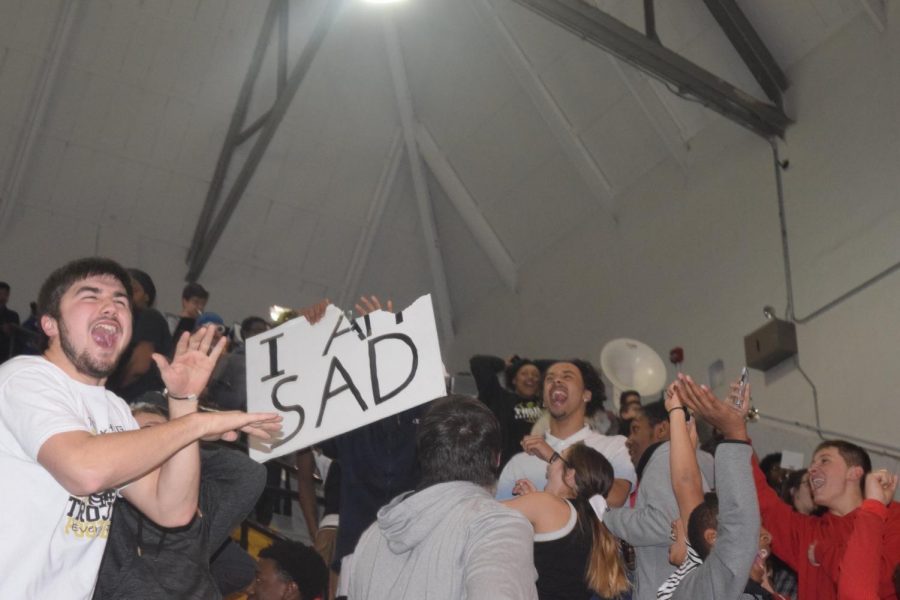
[564,468,577,489]
[703,528,717,550]
[583,390,592,404]
[847,465,864,484]
[40,315,58,338]
[285,579,300,600]
[656,421,670,441]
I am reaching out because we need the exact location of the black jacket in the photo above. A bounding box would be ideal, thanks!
[93,445,265,599]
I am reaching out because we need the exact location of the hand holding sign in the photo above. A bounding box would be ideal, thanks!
[356,295,393,316]
[246,294,446,462]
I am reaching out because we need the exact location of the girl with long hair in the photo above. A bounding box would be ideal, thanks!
[503,443,629,599]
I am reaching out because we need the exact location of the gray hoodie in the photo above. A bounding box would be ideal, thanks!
[672,441,760,600]
[340,481,538,600]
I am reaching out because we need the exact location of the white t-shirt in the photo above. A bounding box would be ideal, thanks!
[0,356,138,599]
[496,426,637,500]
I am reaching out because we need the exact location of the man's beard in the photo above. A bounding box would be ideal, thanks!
[59,320,118,379]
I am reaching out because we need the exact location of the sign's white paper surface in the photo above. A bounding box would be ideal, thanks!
[246,295,445,462]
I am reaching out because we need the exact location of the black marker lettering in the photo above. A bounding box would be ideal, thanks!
[317,357,367,427]
[323,314,364,357]
[369,333,418,405]
[270,375,304,449]
[260,334,285,382]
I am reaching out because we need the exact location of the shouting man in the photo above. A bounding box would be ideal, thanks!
[0,258,280,598]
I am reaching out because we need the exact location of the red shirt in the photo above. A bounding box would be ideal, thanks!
[752,456,900,600]
[837,499,889,600]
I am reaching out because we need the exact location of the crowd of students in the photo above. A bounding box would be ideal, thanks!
[0,256,898,600]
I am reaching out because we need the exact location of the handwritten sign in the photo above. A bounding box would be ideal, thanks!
[246,295,446,462]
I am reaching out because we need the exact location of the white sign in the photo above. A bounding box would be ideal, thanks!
[246,295,446,462]
[780,450,805,471]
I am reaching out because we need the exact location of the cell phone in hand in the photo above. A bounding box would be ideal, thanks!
[734,367,749,409]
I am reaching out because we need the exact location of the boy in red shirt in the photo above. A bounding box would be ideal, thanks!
[751,438,900,599]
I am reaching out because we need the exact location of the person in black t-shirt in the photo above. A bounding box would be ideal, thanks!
[107,269,173,401]
[469,354,553,467]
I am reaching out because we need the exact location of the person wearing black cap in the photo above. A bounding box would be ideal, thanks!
[107,268,173,402]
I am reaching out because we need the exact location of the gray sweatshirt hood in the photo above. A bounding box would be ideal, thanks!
[377,481,492,554]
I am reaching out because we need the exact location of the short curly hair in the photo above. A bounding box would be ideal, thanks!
[258,540,327,599]
[555,359,607,416]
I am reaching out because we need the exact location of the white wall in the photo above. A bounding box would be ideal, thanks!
[446,9,900,472]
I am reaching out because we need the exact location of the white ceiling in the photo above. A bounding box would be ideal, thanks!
[0,0,875,325]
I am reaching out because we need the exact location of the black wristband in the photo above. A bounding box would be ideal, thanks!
[667,406,690,420]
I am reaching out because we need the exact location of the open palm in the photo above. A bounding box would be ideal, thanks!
[153,325,227,398]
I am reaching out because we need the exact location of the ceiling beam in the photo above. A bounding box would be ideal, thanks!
[336,128,405,310]
[186,0,283,267]
[471,0,616,213]
[186,0,342,281]
[415,123,518,292]
[700,0,789,106]
[0,0,80,233]
[858,0,887,32]
[510,0,792,139]
[608,56,688,169]
[383,14,455,341]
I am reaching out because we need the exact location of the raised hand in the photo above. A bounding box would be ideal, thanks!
[512,479,538,496]
[676,374,749,441]
[298,298,330,325]
[521,434,554,462]
[153,325,227,399]
[355,295,393,316]
[865,469,899,505]
[664,381,682,412]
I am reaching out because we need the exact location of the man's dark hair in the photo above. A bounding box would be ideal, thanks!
[759,452,782,477]
[259,540,327,600]
[640,399,668,428]
[0,281,9,292]
[241,315,268,335]
[561,359,606,416]
[417,395,500,489]
[181,282,209,301]
[619,390,640,406]
[503,357,538,390]
[127,268,157,306]
[779,468,807,505]
[36,258,132,351]
[814,439,871,493]
[687,492,719,560]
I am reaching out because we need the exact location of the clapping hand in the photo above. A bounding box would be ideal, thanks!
[676,374,749,441]
[153,325,226,399]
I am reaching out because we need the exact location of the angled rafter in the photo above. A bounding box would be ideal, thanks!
[337,128,405,310]
[471,0,616,213]
[608,56,689,168]
[858,0,887,32]
[186,0,343,281]
[415,123,518,292]
[510,0,791,139]
[700,0,789,106]
[0,0,80,232]
[383,15,455,341]
[186,0,283,267]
